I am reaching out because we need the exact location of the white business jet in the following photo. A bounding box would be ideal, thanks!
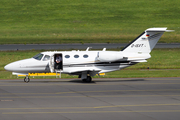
[4,28,173,82]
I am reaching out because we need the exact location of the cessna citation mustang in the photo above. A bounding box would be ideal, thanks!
[4,28,173,83]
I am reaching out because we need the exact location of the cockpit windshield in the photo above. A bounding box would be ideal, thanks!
[43,55,50,61]
[33,53,44,60]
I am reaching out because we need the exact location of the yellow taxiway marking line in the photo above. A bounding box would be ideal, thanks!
[94,103,180,108]
[3,110,180,114]
[0,89,180,95]
[1,103,180,110]
[0,94,180,99]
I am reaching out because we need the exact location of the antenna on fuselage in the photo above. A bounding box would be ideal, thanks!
[86,47,92,51]
[102,48,106,51]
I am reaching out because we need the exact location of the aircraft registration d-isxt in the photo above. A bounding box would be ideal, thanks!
[4,28,173,83]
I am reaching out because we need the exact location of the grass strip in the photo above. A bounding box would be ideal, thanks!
[1,69,180,80]
[0,0,179,44]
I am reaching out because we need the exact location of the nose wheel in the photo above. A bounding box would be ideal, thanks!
[24,76,30,83]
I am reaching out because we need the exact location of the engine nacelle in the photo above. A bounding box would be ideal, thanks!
[96,51,124,62]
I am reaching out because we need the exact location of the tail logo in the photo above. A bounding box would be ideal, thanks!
[146,34,150,37]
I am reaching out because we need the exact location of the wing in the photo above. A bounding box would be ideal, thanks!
[64,67,101,76]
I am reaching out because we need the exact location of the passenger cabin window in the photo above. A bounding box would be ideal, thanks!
[43,55,50,61]
[83,54,88,58]
[33,53,44,60]
[74,55,79,58]
[65,55,70,58]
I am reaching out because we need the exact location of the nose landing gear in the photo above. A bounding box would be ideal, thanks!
[24,75,30,83]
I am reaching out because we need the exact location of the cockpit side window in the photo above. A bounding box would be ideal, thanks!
[33,53,44,60]
[43,55,50,61]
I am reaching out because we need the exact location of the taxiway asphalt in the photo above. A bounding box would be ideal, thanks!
[0,77,180,120]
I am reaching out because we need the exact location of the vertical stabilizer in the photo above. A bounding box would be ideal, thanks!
[121,28,168,53]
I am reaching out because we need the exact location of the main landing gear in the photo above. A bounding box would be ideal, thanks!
[82,76,92,83]
[79,73,93,83]
[24,75,30,83]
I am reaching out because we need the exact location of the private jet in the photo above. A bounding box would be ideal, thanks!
[4,28,173,82]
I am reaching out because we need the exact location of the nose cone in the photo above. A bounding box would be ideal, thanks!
[4,63,17,72]
[4,58,33,72]
[4,59,25,72]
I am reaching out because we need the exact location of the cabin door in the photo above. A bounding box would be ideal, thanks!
[49,54,55,73]
[54,53,63,70]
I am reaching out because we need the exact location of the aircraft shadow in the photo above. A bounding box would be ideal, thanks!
[68,78,145,84]
[3,78,145,84]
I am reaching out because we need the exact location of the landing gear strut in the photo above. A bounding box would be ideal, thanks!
[82,76,92,83]
[24,75,30,83]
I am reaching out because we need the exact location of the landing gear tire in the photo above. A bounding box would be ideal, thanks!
[24,77,30,83]
[82,76,92,83]
[86,76,92,83]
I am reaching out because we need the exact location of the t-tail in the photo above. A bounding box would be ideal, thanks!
[121,28,173,54]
